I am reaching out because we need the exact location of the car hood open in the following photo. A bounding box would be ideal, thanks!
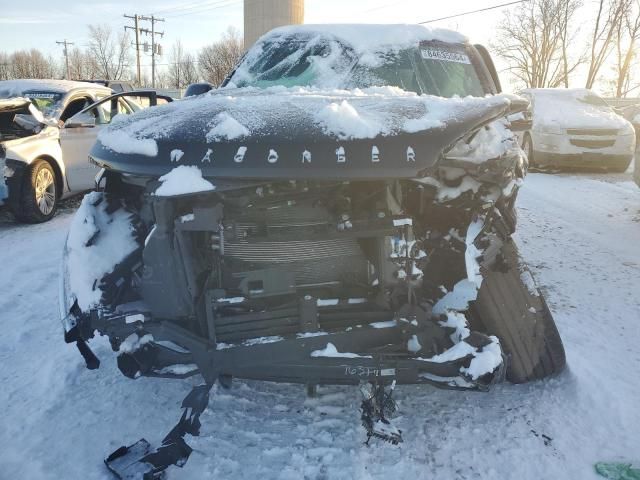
[0,97,56,142]
[90,87,527,180]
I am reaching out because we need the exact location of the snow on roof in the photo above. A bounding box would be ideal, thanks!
[0,79,110,96]
[260,24,468,52]
[231,24,470,89]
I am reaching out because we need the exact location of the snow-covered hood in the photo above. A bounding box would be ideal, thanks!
[0,97,58,133]
[0,97,45,122]
[91,86,526,180]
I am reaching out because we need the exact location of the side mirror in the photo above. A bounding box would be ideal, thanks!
[65,111,96,128]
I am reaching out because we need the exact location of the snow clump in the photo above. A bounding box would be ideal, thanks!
[65,192,139,310]
[316,100,386,139]
[154,166,215,196]
[98,127,158,157]
[206,112,250,142]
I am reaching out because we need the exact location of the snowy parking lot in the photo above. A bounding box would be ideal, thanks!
[0,170,639,479]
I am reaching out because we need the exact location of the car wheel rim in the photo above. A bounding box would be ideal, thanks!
[35,168,56,215]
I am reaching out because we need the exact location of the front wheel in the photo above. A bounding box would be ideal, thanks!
[470,240,566,383]
[12,159,58,223]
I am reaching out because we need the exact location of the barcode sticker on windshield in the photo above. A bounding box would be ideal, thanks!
[27,93,57,99]
[421,48,471,64]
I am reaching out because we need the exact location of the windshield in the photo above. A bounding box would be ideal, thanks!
[230,36,487,98]
[535,90,613,114]
[577,92,611,110]
[349,43,486,97]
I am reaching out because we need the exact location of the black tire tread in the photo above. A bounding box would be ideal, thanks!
[472,240,566,383]
[12,159,58,223]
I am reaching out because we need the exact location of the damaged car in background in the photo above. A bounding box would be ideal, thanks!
[0,79,170,222]
[59,24,566,479]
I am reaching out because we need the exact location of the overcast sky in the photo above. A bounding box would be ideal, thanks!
[0,0,502,58]
[0,0,606,91]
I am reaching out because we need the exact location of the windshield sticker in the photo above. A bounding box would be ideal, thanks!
[420,48,471,64]
[26,92,59,99]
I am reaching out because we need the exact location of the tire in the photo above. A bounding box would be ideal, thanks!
[522,133,535,167]
[12,159,58,223]
[470,240,566,383]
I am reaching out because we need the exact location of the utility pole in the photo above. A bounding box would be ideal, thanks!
[139,15,164,88]
[124,14,142,86]
[56,39,74,80]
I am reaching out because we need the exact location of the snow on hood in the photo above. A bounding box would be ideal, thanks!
[91,86,525,180]
[98,86,515,150]
[527,88,631,131]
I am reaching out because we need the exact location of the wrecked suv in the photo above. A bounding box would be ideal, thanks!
[60,25,566,478]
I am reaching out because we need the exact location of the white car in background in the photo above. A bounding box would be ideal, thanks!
[0,79,169,223]
[519,88,635,172]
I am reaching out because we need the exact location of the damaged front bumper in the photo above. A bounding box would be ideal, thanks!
[62,301,506,391]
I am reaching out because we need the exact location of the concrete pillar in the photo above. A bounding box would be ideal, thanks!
[244,0,304,49]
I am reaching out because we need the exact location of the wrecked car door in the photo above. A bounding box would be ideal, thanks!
[61,95,132,191]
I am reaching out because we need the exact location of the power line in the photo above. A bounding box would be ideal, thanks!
[418,0,528,24]
[139,15,165,88]
[56,39,74,79]
[124,14,142,85]
[162,0,241,18]
[152,0,235,16]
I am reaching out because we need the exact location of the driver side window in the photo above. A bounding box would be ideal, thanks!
[60,97,92,122]
[92,98,134,125]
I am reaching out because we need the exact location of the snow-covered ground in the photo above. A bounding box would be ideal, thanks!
[0,171,638,479]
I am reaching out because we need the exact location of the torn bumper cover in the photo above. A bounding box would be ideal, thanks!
[62,302,506,391]
[60,180,517,392]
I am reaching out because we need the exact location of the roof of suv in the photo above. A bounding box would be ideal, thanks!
[258,24,469,50]
[0,79,112,96]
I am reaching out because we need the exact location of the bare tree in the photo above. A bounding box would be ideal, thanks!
[613,0,640,96]
[585,0,629,88]
[167,40,199,88]
[558,0,582,87]
[494,0,583,88]
[87,24,131,80]
[9,49,58,79]
[154,69,172,89]
[198,27,243,86]
[0,52,11,80]
[68,47,99,80]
